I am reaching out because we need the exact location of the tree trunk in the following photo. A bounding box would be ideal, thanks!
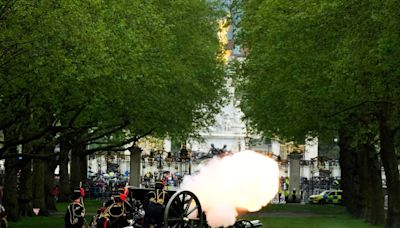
[338,126,363,216]
[3,153,19,221]
[378,107,400,228]
[79,153,87,183]
[32,147,49,216]
[58,140,70,202]
[3,129,19,221]
[339,126,364,217]
[70,148,81,191]
[44,152,57,211]
[366,142,384,225]
[338,128,352,208]
[359,139,384,225]
[18,157,33,217]
[351,143,362,217]
[70,140,86,191]
[357,143,369,219]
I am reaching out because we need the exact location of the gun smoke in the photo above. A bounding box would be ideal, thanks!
[180,150,279,227]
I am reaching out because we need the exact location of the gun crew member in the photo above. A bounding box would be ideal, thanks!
[96,188,133,228]
[143,181,169,228]
[64,188,85,228]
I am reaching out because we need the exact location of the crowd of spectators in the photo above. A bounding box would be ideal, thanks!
[142,170,183,189]
[81,169,186,199]
[83,171,129,200]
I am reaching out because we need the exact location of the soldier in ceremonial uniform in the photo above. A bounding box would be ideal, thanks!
[95,187,133,228]
[0,186,8,228]
[0,204,7,228]
[143,181,169,228]
[64,188,85,228]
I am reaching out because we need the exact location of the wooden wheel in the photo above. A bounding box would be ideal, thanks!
[164,190,204,228]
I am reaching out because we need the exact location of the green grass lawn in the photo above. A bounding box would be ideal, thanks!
[9,199,104,228]
[8,201,383,228]
[55,199,103,214]
[241,204,383,228]
[243,216,383,228]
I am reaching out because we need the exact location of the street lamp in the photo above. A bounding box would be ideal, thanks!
[142,150,174,172]
[165,152,173,167]
[141,156,146,169]
[244,136,251,149]
[179,145,191,175]
[148,150,155,167]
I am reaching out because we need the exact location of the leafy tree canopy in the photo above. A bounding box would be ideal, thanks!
[0,0,227,155]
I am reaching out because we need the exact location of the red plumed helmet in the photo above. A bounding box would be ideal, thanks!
[80,187,85,197]
[120,193,127,202]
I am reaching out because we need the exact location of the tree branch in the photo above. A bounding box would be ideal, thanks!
[85,122,130,144]
[83,128,155,156]
[324,100,396,118]
[0,125,54,155]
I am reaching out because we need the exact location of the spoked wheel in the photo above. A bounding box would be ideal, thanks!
[163,190,204,228]
[233,220,254,228]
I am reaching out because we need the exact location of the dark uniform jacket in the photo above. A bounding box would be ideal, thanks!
[142,189,169,228]
[64,201,85,228]
[96,195,133,228]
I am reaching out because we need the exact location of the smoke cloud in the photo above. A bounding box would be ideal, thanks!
[180,150,279,227]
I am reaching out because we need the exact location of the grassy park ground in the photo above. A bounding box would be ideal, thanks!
[8,201,383,228]
[241,204,383,228]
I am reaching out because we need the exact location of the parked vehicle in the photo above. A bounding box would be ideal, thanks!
[308,189,342,205]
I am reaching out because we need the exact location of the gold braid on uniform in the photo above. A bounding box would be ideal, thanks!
[149,190,165,204]
[99,211,110,219]
[68,202,84,225]
[1,217,7,228]
[106,202,125,218]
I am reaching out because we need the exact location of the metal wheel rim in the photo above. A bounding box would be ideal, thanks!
[163,190,204,228]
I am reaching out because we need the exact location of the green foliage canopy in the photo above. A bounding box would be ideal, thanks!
[236,0,400,143]
[0,0,226,154]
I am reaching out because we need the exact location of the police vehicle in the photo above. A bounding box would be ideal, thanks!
[308,190,342,205]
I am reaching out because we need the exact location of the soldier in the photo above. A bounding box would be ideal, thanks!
[209,144,218,155]
[64,188,85,228]
[0,186,8,228]
[0,204,7,228]
[97,187,133,228]
[143,181,169,228]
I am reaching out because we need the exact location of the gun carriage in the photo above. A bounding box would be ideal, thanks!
[127,187,262,228]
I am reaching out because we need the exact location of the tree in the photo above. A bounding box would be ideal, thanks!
[235,0,399,226]
[1,0,226,221]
